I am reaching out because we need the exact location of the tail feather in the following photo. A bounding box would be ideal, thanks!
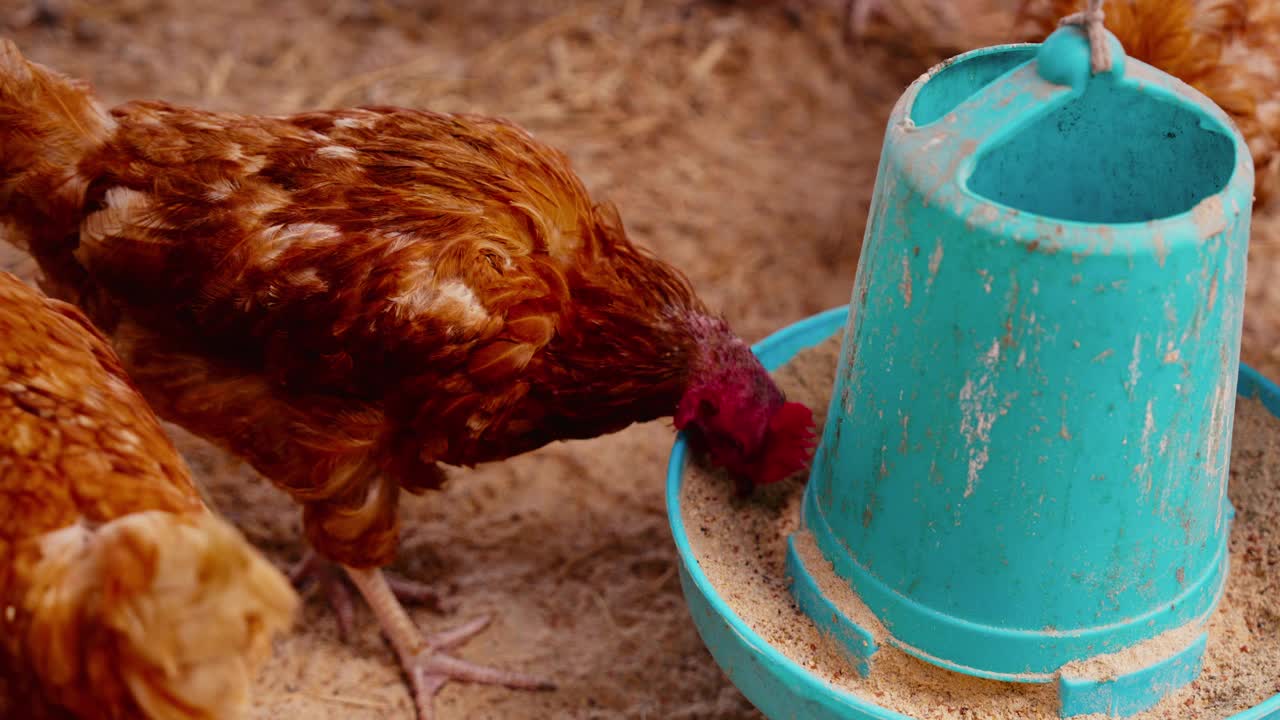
[0,39,114,251]
[21,511,298,720]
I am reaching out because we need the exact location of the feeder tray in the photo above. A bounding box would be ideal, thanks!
[668,23,1258,720]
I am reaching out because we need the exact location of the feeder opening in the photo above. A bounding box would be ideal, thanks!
[967,84,1235,223]
[910,47,1037,127]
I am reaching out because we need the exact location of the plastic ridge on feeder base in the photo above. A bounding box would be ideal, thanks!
[798,461,1232,684]
[1058,632,1208,718]
[788,497,1226,718]
[785,536,879,677]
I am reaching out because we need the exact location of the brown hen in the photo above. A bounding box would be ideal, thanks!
[0,271,297,720]
[0,41,817,719]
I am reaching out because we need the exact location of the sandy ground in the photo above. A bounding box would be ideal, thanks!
[2,1,1279,718]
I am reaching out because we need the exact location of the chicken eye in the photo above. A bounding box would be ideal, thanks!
[698,398,718,418]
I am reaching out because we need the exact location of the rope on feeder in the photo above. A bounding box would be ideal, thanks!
[1057,0,1111,74]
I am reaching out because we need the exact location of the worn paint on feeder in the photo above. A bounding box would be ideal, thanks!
[958,339,1005,499]
[793,23,1254,717]
[925,240,944,288]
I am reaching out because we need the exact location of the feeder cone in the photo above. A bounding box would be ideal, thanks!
[787,25,1253,719]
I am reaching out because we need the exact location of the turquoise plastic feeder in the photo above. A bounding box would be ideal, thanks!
[668,308,1280,720]
[668,24,1257,720]
[798,24,1252,716]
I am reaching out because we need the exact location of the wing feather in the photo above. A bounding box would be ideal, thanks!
[68,104,584,401]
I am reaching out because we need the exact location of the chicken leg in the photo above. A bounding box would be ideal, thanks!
[344,565,555,720]
[290,549,441,642]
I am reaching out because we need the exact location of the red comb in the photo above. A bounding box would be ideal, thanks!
[751,401,817,487]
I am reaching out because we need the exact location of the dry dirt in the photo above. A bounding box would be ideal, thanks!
[2,1,1279,719]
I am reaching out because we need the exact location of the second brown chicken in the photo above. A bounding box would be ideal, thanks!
[0,271,296,720]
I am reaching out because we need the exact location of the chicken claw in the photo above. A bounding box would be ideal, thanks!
[290,550,441,642]
[344,566,555,720]
[407,616,556,719]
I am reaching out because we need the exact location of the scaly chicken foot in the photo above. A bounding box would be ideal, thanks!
[344,566,555,720]
[290,550,441,642]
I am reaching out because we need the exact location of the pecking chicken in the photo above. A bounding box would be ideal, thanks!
[0,270,297,720]
[842,0,1280,205]
[0,40,818,719]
